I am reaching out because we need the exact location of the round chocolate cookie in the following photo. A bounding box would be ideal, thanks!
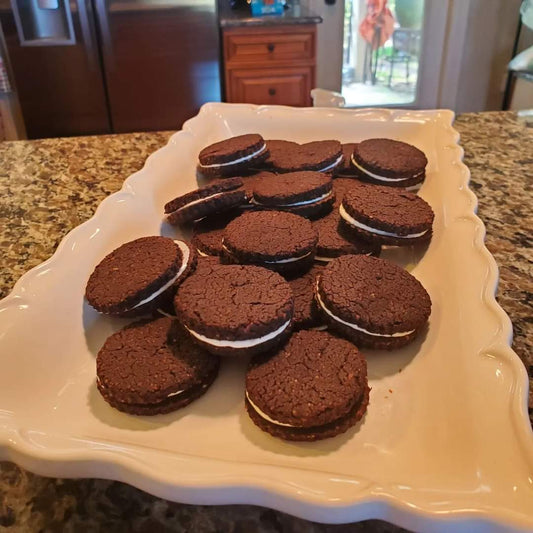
[340,181,434,246]
[239,170,277,202]
[332,177,362,207]
[313,210,380,262]
[261,139,343,174]
[252,171,335,219]
[351,138,427,187]
[287,265,325,330]
[222,210,318,276]
[191,210,240,256]
[335,143,360,177]
[245,330,369,441]
[174,263,293,356]
[197,134,269,178]
[86,237,196,317]
[165,177,247,225]
[315,255,431,349]
[96,317,220,415]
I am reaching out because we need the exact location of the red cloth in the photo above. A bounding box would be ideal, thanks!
[359,0,395,49]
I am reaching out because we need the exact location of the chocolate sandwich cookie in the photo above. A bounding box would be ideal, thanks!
[222,210,318,276]
[340,181,434,246]
[351,138,427,187]
[261,139,343,174]
[96,317,219,415]
[175,263,293,356]
[191,210,241,257]
[245,330,369,441]
[197,134,269,178]
[315,255,431,349]
[313,210,380,262]
[239,170,277,202]
[287,265,325,330]
[86,236,196,317]
[164,177,246,225]
[252,171,335,219]
[332,177,362,207]
[335,143,360,177]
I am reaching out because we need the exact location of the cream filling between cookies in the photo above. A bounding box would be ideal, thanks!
[184,318,290,349]
[130,240,190,310]
[350,155,424,182]
[167,389,185,398]
[252,190,333,208]
[339,204,428,239]
[222,243,312,264]
[245,391,297,427]
[170,192,226,216]
[198,143,267,169]
[319,153,344,172]
[315,284,415,338]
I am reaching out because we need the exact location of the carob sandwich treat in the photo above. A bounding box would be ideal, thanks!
[313,210,380,262]
[86,236,196,317]
[222,210,318,276]
[261,139,343,174]
[335,143,360,177]
[315,255,431,350]
[245,330,369,441]
[174,263,293,356]
[339,181,434,246]
[239,170,277,205]
[164,177,246,225]
[197,134,269,178]
[287,264,325,330]
[351,138,427,187]
[96,317,220,415]
[191,210,240,257]
[252,171,335,219]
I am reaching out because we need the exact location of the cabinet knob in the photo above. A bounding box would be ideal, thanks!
[268,88,276,96]
[267,43,275,52]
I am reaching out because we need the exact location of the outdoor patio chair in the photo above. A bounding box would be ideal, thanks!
[382,28,421,87]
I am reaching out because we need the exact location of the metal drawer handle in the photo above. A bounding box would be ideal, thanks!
[268,88,276,96]
[267,43,275,52]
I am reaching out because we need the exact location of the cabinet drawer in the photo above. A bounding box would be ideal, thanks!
[227,67,313,107]
[224,27,315,65]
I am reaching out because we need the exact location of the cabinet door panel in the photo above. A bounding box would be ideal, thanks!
[228,67,313,107]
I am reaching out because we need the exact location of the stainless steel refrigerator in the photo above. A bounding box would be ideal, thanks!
[0,0,221,138]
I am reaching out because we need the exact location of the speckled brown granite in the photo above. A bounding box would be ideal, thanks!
[0,112,531,532]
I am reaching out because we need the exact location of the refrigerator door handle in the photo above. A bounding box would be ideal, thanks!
[94,0,114,70]
[77,0,97,70]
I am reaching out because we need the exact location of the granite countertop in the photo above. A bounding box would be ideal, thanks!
[218,2,322,28]
[0,112,531,532]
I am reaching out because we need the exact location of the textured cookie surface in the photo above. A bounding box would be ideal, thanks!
[96,317,219,414]
[336,143,359,177]
[313,210,380,261]
[175,263,293,341]
[341,181,434,244]
[316,255,431,348]
[198,134,265,166]
[191,210,240,256]
[353,138,427,184]
[197,134,269,177]
[333,177,362,207]
[165,178,246,225]
[262,140,343,173]
[223,210,317,262]
[86,236,183,315]
[287,265,324,330]
[246,330,369,440]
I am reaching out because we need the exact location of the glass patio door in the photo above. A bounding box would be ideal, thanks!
[343,0,425,106]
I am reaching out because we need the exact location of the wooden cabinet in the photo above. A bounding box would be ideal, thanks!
[223,25,317,107]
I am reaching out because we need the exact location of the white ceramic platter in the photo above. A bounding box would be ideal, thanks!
[1,104,532,533]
